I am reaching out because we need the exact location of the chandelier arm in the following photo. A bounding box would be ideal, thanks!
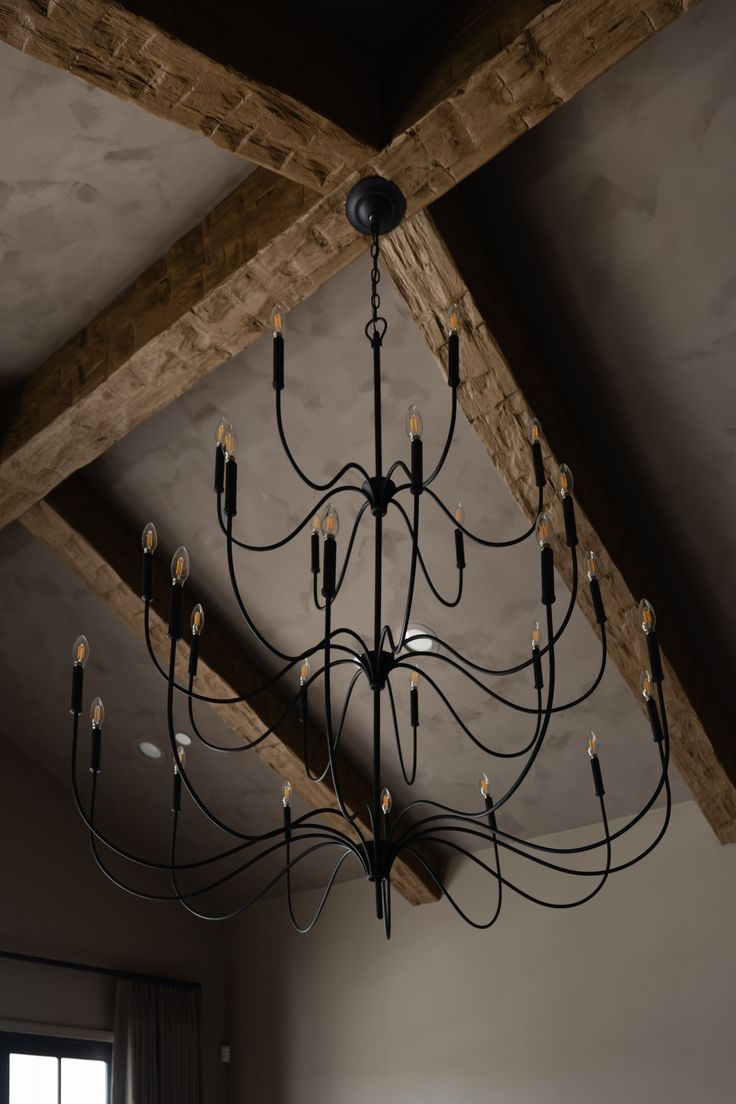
[389,500,464,607]
[423,386,458,489]
[393,493,421,654]
[386,677,418,785]
[333,501,371,598]
[312,571,325,611]
[423,485,543,548]
[395,845,506,930]
[275,389,371,490]
[303,669,362,784]
[219,483,366,552]
[381,878,392,940]
[385,459,411,483]
[286,847,358,934]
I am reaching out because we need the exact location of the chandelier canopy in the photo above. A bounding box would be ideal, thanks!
[68,177,672,938]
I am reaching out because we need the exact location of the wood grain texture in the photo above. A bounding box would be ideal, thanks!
[0,0,700,523]
[382,208,736,844]
[0,0,374,191]
[18,473,440,906]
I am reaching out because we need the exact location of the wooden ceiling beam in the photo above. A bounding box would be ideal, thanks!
[381,205,736,844]
[0,0,700,533]
[0,0,376,191]
[18,472,440,906]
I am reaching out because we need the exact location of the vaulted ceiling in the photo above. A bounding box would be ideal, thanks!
[0,0,732,915]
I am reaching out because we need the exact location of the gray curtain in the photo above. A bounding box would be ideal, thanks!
[112,980,201,1104]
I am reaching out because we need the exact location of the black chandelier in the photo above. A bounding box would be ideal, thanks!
[68,177,672,937]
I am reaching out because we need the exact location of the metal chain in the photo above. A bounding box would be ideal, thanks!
[364,218,387,343]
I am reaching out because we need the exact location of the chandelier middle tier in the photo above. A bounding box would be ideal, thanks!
[68,176,672,938]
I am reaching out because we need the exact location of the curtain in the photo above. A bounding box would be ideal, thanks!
[112,980,201,1104]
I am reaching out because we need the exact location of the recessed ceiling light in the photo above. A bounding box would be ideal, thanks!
[404,624,439,653]
[175,732,192,747]
[138,741,163,759]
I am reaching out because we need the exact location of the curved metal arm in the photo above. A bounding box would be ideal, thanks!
[424,485,543,548]
[276,389,371,490]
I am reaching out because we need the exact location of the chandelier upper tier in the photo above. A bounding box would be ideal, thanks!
[68,177,672,937]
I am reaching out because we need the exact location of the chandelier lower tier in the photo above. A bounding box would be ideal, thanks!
[68,177,672,938]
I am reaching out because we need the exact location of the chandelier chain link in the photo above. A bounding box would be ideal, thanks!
[365,219,387,343]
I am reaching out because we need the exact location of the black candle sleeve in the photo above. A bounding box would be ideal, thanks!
[646,697,664,743]
[589,577,607,624]
[172,769,182,813]
[410,686,419,728]
[298,684,308,727]
[485,794,498,833]
[141,552,153,603]
[224,458,238,518]
[590,755,605,797]
[646,631,664,684]
[532,649,544,690]
[90,727,101,774]
[168,583,183,641]
[454,528,466,570]
[188,634,200,679]
[311,531,320,575]
[410,437,423,495]
[214,446,225,494]
[283,803,292,843]
[447,332,459,388]
[541,545,556,606]
[273,333,285,390]
[322,538,337,600]
[70,664,84,715]
[562,495,578,547]
[532,441,545,489]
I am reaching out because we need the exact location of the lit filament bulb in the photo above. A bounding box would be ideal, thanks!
[640,670,653,701]
[410,670,420,689]
[141,522,157,554]
[479,772,490,799]
[72,634,89,668]
[558,463,574,499]
[536,512,553,549]
[312,513,321,534]
[171,546,190,586]
[531,621,541,651]
[381,788,392,815]
[588,731,598,758]
[223,427,238,459]
[90,696,105,730]
[454,502,465,526]
[215,417,230,449]
[447,303,460,335]
[586,551,599,582]
[272,304,285,337]
[639,599,656,635]
[529,419,543,446]
[282,780,292,808]
[405,404,423,441]
[299,658,311,685]
[321,505,340,539]
[176,747,186,771]
[191,603,205,637]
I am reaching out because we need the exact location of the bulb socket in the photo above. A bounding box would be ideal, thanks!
[562,494,578,547]
[646,631,664,685]
[454,527,466,571]
[214,446,225,494]
[70,663,84,715]
[273,333,285,391]
[168,582,183,641]
[188,633,200,679]
[141,552,153,603]
[90,727,102,774]
[532,648,544,690]
[410,684,419,728]
[531,440,545,489]
[322,537,337,600]
[410,437,423,495]
[172,768,182,813]
[646,696,664,743]
[447,331,459,388]
[311,530,320,575]
[589,754,605,797]
[224,457,238,518]
[541,545,556,606]
[589,577,607,625]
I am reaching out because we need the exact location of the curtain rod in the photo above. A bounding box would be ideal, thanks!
[0,950,200,991]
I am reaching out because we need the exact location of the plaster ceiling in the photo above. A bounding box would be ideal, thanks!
[0,40,254,388]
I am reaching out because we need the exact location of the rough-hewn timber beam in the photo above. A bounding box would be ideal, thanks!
[381,206,736,844]
[19,472,440,906]
[0,0,700,530]
[0,0,376,192]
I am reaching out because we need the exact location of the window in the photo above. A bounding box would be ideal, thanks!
[0,1033,111,1104]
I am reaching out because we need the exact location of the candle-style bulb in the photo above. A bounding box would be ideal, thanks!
[639,599,656,635]
[479,772,490,798]
[410,670,420,689]
[558,463,574,499]
[90,696,105,729]
[191,603,205,636]
[281,780,292,808]
[640,670,654,701]
[446,303,460,335]
[223,426,238,459]
[171,546,190,586]
[381,788,392,815]
[176,747,186,771]
[536,512,553,549]
[141,522,157,554]
[588,731,598,758]
[272,304,286,336]
[72,634,90,668]
[405,405,423,441]
[586,550,599,582]
[312,513,321,533]
[215,417,230,449]
[321,505,340,539]
[529,419,543,446]
[531,621,541,650]
[454,502,465,525]
[299,658,311,685]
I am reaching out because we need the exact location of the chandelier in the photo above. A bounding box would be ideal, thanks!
[67,177,672,937]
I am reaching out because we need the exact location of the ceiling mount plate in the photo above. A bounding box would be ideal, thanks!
[346,177,406,236]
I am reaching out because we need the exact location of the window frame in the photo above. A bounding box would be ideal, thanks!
[0,1030,112,1104]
